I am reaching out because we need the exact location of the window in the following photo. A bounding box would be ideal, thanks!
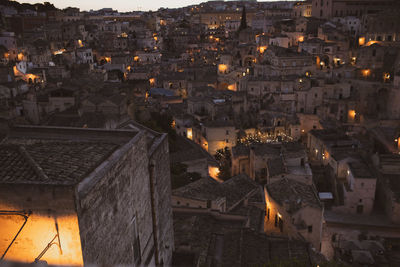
[308,225,313,233]
[279,217,283,232]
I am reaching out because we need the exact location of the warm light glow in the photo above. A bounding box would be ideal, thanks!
[218,64,228,74]
[258,46,267,54]
[104,57,111,63]
[78,40,83,47]
[277,212,282,218]
[171,120,176,129]
[333,57,341,65]
[17,53,24,61]
[298,36,304,42]
[149,78,155,86]
[134,56,139,62]
[4,53,9,59]
[348,110,356,120]
[187,128,193,140]
[208,166,220,179]
[0,211,83,266]
[362,69,370,78]
[365,40,381,46]
[358,37,365,46]
[383,73,390,81]
[53,49,66,55]
[227,84,236,91]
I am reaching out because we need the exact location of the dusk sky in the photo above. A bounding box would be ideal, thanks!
[20,0,211,11]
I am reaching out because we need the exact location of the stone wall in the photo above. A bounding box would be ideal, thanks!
[76,132,155,265]
[149,134,174,266]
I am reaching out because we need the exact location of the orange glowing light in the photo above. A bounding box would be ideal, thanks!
[258,46,267,54]
[208,166,220,179]
[149,78,155,86]
[298,36,304,42]
[134,56,139,62]
[227,84,236,91]
[359,37,365,46]
[218,64,228,74]
[187,128,193,140]
[78,40,83,47]
[365,40,380,46]
[383,73,390,81]
[348,110,356,120]
[362,69,370,78]
[0,211,83,266]
[17,53,24,61]
[104,57,111,63]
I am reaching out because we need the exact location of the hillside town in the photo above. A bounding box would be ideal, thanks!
[1,0,400,266]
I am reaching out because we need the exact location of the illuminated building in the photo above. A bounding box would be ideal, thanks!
[264,178,323,251]
[0,124,174,266]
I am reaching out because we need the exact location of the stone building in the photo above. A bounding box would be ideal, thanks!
[0,123,173,266]
[311,0,397,19]
[264,178,324,251]
[374,154,400,223]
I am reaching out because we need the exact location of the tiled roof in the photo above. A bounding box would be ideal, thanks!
[0,145,39,183]
[0,126,139,185]
[267,178,322,214]
[173,213,321,266]
[173,174,261,210]
[0,142,118,185]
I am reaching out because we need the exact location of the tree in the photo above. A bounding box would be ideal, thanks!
[215,148,232,181]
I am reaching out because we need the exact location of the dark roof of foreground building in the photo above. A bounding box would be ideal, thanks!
[348,161,375,179]
[173,212,324,267]
[267,157,286,177]
[170,135,217,165]
[172,174,261,210]
[0,125,139,185]
[266,178,322,214]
